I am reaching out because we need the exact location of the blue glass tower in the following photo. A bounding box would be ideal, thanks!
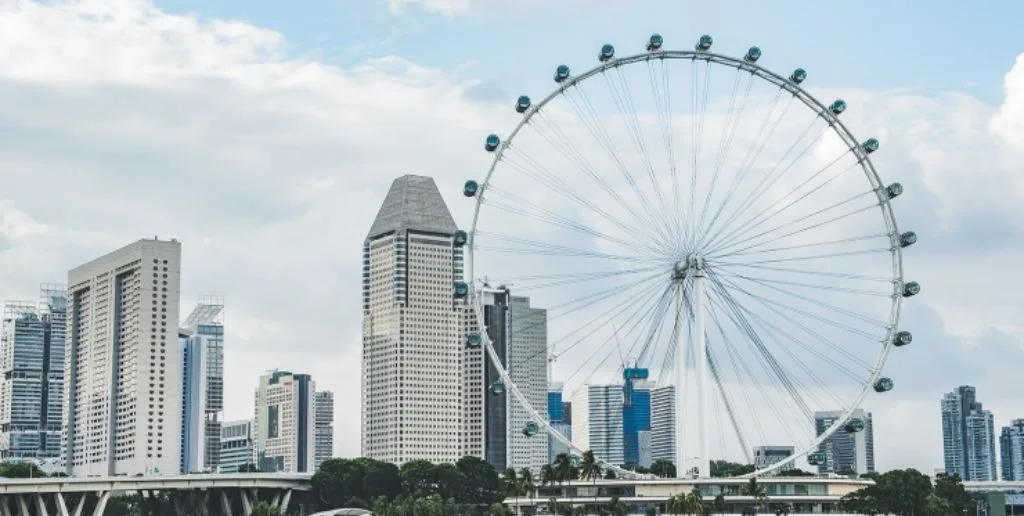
[622,368,651,465]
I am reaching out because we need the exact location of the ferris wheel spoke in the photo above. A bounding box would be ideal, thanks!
[647,59,685,252]
[693,71,755,245]
[497,147,670,253]
[702,121,831,252]
[505,272,668,372]
[705,292,808,448]
[708,155,864,255]
[562,85,677,244]
[711,262,891,283]
[482,186,671,260]
[687,60,714,251]
[474,231,657,263]
[710,232,888,261]
[522,114,672,249]
[708,274,870,387]
[698,91,793,247]
[602,67,677,250]
[562,282,674,385]
[711,270,888,339]
[495,266,663,291]
[706,350,753,463]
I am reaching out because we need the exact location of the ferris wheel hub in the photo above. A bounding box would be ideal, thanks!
[673,254,706,281]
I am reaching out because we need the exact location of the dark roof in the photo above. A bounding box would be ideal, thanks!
[367,175,457,239]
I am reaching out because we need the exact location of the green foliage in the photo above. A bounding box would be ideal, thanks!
[710,460,755,477]
[238,463,260,472]
[649,459,676,478]
[838,468,975,516]
[249,501,283,516]
[0,462,46,478]
[313,455,502,514]
[776,468,815,477]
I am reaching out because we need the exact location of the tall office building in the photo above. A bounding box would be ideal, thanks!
[754,446,794,473]
[813,409,875,475]
[571,385,624,465]
[254,370,314,473]
[361,175,467,465]
[622,369,652,466]
[650,386,676,462]
[505,295,548,472]
[1000,419,1024,481]
[0,287,66,461]
[942,386,998,481]
[472,287,510,471]
[178,300,225,473]
[63,238,182,476]
[548,383,572,463]
[314,390,334,469]
[218,419,253,473]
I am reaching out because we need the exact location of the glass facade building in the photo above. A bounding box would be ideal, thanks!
[0,287,66,461]
[813,409,875,475]
[1000,419,1024,481]
[622,373,651,466]
[942,385,997,481]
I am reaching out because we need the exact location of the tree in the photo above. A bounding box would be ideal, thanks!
[603,469,617,479]
[456,455,504,505]
[838,468,936,516]
[740,478,767,515]
[776,468,815,477]
[774,503,792,516]
[650,459,676,478]
[311,457,400,511]
[0,462,45,478]
[238,463,260,473]
[579,450,601,481]
[540,464,556,486]
[503,468,521,515]
[607,496,628,516]
[553,453,573,484]
[487,502,513,516]
[710,461,755,477]
[933,472,972,514]
[249,501,283,516]
[519,467,536,500]
[713,494,727,514]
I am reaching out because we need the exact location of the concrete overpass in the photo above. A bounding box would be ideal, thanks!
[0,473,312,516]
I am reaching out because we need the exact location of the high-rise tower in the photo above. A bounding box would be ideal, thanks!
[361,175,467,465]
[942,386,997,481]
[314,390,334,469]
[178,299,225,473]
[254,370,314,473]
[0,286,66,463]
[813,409,875,475]
[63,238,183,476]
[1000,419,1024,481]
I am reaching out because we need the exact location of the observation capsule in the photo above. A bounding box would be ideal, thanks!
[554,64,571,83]
[900,231,917,248]
[453,230,468,247]
[789,68,807,84]
[454,281,470,298]
[463,180,479,197]
[695,34,713,52]
[599,44,615,62]
[570,454,581,466]
[490,380,505,395]
[862,138,880,154]
[886,183,904,199]
[515,95,531,113]
[829,99,847,115]
[522,421,540,437]
[807,451,825,465]
[874,377,894,393]
[902,281,921,298]
[647,33,664,51]
[465,332,482,348]
[893,330,913,347]
[844,418,865,433]
[485,134,501,152]
[744,46,762,63]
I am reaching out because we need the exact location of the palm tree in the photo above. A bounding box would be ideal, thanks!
[740,477,767,515]
[687,487,706,515]
[553,453,573,485]
[580,450,601,480]
[519,467,535,501]
[540,464,556,487]
[774,503,791,516]
[713,494,727,515]
[503,468,520,515]
[607,496,628,516]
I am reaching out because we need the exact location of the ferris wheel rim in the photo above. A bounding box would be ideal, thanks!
[465,42,906,478]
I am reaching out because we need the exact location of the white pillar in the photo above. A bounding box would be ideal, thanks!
[673,275,688,479]
[692,261,710,479]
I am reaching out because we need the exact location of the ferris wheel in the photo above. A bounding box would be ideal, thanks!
[460,33,918,478]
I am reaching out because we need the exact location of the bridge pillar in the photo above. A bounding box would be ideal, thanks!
[219,490,233,516]
[278,489,292,513]
[33,494,49,516]
[53,493,69,516]
[91,491,110,516]
[16,495,30,516]
[70,494,85,516]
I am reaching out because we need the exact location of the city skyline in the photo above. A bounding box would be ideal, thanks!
[0,0,1023,474]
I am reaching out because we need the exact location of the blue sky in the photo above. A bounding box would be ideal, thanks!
[151,0,1024,103]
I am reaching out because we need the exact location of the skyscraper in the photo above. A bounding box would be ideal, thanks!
[942,386,998,481]
[473,287,510,471]
[361,175,467,465]
[178,300,225,473]
[314,390,334,469]
[1000,419,1024,481]
[571,384,624,465]
[813,409,875,475]
[253,370,314,473]
[505,295,548,472]
[0,286,66,462]
[622,369,652,466]
[548,382,572,463]
[650,385,676,462]
[63,238,182,476]
[218,419,253,473]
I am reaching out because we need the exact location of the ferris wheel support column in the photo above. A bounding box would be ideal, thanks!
[672,274,687,479]
[691,255,710,479]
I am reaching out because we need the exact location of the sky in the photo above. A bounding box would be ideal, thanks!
[0,0,1023,474]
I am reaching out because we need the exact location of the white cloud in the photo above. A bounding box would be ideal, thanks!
[386,0,472,18]
[0,0,1021,474]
